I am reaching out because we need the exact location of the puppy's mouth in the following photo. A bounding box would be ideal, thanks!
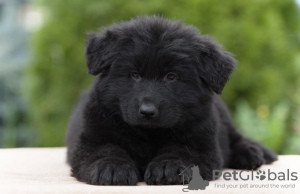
[132,119,175,129]
[125,118,169,129]
[122,107,178,129]
[123,112,179,129]
[137,123,160,129]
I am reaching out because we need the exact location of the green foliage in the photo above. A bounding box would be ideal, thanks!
[284,54,300,154]
[234,100,289,152]
[0,72,35,147]
[25,0,300,150]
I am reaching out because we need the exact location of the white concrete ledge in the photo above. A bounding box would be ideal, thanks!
[0,148,299,194]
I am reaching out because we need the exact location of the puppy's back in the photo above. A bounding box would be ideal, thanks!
[66,90,90,163]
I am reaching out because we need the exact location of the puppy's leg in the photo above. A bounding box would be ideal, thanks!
[216,96,277,170]
[224,117,277,170]
[70,139,139,185]
[144,138,223,185]
[228,135,278,170]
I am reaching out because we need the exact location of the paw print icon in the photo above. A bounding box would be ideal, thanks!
[256,170,266,180]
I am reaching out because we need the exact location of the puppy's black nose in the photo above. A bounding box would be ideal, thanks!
[139,103,158,119]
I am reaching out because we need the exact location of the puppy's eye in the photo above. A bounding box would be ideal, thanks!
[165,72,178,81]
[131,71,141,80]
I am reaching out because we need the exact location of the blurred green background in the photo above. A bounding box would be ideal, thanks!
[0,0,300,155]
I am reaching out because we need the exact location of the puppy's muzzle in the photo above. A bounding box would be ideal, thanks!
[139,102,158,119]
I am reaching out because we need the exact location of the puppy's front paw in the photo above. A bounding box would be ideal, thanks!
[144,159,191,185]
[73,157,139,185]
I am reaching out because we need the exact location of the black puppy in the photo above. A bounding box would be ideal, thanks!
[66,16,277,185]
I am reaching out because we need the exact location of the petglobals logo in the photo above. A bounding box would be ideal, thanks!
[212,169,298,181]
[179,165,210,192]
[179,168,298,192]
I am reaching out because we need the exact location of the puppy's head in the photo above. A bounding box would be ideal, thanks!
[85,16,236,128]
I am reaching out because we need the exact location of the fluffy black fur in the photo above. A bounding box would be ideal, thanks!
[66,16,277,186]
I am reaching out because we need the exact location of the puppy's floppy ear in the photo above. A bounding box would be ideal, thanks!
[85,31,117,75]
[197,36,237,94]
